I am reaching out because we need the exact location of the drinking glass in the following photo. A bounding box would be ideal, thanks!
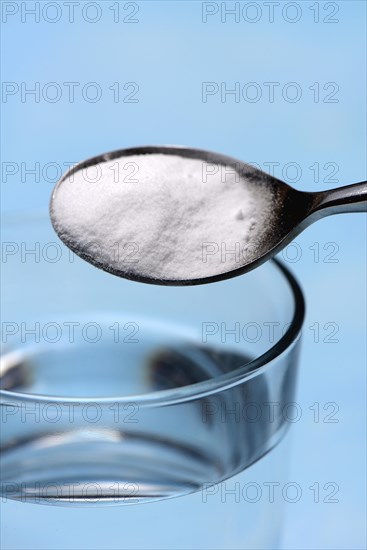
[1,215,305,550]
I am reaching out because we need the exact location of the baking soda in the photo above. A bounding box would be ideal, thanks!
[51,153,272,281]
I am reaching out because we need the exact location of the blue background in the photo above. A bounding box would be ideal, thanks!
[1,1,366,548]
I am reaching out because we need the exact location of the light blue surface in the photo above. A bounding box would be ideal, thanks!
[1,1,366,548]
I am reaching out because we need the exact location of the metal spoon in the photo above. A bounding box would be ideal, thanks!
[50,145,366,286]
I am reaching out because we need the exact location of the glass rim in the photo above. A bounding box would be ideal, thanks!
[1,255,305,407]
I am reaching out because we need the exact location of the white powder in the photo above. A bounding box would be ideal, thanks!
[51,153,272,282]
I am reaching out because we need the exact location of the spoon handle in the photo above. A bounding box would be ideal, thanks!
[311,181,367,218]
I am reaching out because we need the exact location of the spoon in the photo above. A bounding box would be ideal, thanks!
[50,145,367,286]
